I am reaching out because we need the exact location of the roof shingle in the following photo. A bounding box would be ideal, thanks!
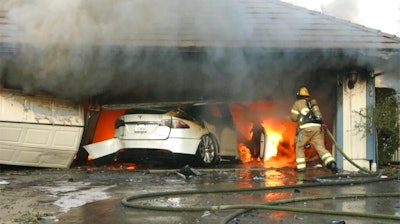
[0,0,399,50]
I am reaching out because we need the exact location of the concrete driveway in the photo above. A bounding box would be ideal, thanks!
[1,162,399,224]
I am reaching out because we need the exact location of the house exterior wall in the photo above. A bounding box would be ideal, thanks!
[336,73,376,172]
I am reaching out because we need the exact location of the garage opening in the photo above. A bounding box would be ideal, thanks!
[80,98,333,169]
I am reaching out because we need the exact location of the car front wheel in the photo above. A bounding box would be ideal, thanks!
[195,134,219,166]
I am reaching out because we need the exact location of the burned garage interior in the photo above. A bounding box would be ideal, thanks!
[2,1,400,223]
[0,0,400,171]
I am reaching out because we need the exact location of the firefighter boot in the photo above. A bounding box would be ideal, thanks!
[327,161,338,173]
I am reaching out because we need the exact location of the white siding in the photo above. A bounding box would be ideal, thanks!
[342,80,370,171]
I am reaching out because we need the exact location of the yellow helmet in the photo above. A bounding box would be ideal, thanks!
[297,86,310,97]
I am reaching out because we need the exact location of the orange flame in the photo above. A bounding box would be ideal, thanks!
[262,125,282,160]
[230,100,297,168]
[107,162,137,170]
[238,125,283,163]
[238,143,253,163]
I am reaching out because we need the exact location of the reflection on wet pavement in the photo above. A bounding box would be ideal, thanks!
[48,162,400,224]
[35,181,115,213]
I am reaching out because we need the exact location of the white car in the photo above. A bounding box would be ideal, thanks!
[111,104,267,166]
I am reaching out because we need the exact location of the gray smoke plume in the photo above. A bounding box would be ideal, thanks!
[324,0,400,93]
[324,0,359,22]
[2,0,258,102]
[0,0,394,105]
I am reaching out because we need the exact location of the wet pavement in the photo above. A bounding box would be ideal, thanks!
[1,162,400,224]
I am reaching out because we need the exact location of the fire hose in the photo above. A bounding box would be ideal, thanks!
[323,126,373,174]
[121,170,400,223]
[122,127,399,222]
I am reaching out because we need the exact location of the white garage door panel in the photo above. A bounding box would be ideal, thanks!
[0,126,22,142]
[53,129,81,147]
[25,129,51,145]
[16,151,41,163]
[0,144,75,168]
[0,122,82,149]
[0,123,83,168]
[0,148,14,161]
[39,151,74,166]
[0,89,84,168]
[0,124,83,168]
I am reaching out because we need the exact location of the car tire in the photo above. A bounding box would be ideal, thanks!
[195,134,219,166]
[251,127,267,159]
[258,130,267,160]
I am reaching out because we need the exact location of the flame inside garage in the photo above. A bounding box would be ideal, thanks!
[229,100,300,168]
[87,100,329,168]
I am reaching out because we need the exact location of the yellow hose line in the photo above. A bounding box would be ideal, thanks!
[122,172,400,222]
[220,192,400,223]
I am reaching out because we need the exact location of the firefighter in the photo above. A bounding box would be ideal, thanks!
[290,86,337,172]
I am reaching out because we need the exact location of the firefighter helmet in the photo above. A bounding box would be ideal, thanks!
[297,86,310,97]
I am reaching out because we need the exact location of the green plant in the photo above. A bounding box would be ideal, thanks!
[14,210,40,224]
[375,88,399,165]
[354,88,399,166]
